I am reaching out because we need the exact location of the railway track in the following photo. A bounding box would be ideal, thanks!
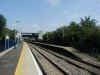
[29,44,66,75]
[35,44,100,75]
[28,43,99,75]
[32,42,100,69]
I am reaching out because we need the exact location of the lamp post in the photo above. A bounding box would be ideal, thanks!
[61,24,65,42]
[13,24,16,45]
[13,21,21,45]
[47,32,48,41]
[63,26,65,42]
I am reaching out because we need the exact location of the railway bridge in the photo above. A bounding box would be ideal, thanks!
[21,33,39,38]
[21,33,39,41]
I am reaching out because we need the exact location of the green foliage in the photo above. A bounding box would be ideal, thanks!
[43,16,100,53]
[0,14,15,40]
[80,16,97,28]
[0,14,6,40]
[4,28,15,40]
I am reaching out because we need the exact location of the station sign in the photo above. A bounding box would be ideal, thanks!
[5,34,10,40]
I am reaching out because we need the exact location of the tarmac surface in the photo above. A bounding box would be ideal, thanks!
[0,43,22,75]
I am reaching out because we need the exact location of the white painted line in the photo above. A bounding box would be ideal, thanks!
[25,43,43,75]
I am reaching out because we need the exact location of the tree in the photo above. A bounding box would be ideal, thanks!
[43,16,100,53]
[4,28,15,40]
[0,14,6,40]
[80,16,96,28]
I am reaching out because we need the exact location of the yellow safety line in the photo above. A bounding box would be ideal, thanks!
[14,43,25,75]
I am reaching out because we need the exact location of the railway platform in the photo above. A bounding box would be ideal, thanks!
[0,43,22,75]
[0,42,43,75]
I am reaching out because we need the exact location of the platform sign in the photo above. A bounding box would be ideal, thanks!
[5,34,10,49]
[5,34,10,40]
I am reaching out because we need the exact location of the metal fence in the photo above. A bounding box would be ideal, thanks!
[0,40,15,52]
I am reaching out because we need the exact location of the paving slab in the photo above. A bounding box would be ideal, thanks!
[0,43,22,75]
[14,42,43,75]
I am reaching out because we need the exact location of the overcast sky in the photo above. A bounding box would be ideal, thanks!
[0,0,100,32]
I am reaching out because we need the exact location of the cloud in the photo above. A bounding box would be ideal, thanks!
[43,24,61,32]
[47,0,61,6]
[32,24,40,28]
[64,10,69,15]
[32,24,42,32]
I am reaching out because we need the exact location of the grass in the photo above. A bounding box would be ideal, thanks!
[94,54,100,61]
[89,53,100,61]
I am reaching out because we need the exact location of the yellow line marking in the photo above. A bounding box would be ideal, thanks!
[14,43,25,75]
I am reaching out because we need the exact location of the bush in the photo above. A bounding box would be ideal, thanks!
[43,16,100,53]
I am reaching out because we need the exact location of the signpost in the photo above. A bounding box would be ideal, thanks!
[5,34,10,49]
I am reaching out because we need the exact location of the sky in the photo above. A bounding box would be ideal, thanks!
[0,0,100,33]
